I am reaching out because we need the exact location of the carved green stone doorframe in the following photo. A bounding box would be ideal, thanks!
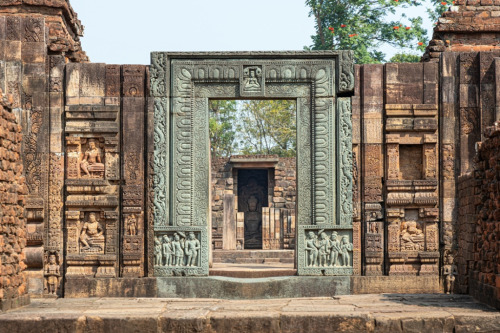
[150,51,354,276]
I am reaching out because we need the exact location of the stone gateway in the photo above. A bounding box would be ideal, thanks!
[0,0,499,312]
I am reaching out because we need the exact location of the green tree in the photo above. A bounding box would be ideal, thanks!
[427,0,452,24]
[209,100,238,158]
[306,0,428,64]
[239,100,296,157]
[389,53,421,62]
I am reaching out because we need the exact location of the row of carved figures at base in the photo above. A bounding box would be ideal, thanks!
[305,230,353,267]
[154,232,201,267]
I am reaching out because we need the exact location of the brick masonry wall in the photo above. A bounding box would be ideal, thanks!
[469,122,500,309]
[0,93,28,311]
[423,0,500,61]
[456,173,478,294]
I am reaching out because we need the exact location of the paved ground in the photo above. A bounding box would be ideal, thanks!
[0,294,499,332]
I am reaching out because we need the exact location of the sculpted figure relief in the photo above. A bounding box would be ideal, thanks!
[155,231,201,267]
[340,235,353,266]
[44,253,60,295]
[126,214,138,236]
[244,196,262,247]
[442,253,458,294]
[185,232,201,267]
[80,213,105,253]
[305,231,319,267]
[400,220,424,251]
[329,231,340,266]
[154,236,163,266]
[80,139,105,178]
[304,230,353,267]
[243,67,261,92]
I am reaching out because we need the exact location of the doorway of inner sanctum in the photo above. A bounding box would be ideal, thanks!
[237,169,268,249]
[210,154,297,277]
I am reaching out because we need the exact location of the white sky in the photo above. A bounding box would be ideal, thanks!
[70,0,434,65]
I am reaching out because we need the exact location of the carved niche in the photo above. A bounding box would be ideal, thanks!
[151,51,354,276]
[384,104,440,276]
[66,137,105,179]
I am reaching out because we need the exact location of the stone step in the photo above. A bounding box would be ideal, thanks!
[209,268,297,278]
[212,250,295,264]
[2,294,498,333]
[209,263,296,278]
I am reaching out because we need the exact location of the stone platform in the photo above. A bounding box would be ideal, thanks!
[1,294,499,333]
[63,276,441,298]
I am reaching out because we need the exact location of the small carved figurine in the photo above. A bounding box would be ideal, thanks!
[126,214,137,236]
[329,231,341,266]
[305,231,318,267]
[317,231,330,267]
[172,232,185,266]
[162,235,173,266]
[442,253,458,294]
[339,235,353,267]
[80,139,104,178]
[44,253,60,295]
[185,232,201,267]
[154,236,163,266]
[243,68,261,91]
[80,213,105,252]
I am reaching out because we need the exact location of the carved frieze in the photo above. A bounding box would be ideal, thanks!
[297,226,354,275]
[154,228,208,276]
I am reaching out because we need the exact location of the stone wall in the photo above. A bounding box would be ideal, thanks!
[0,0,87,296]
[456,173,478,294]
[0,92,29,311]
[352,62,440,277]
[469,122,500,309]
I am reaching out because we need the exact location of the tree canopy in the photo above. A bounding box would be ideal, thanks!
[209,100,296,158]
[305,0,440,64]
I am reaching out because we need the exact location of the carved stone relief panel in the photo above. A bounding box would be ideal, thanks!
[297,226,353,275]
[151,52,354,276]
[66,137,106,179]
[154,228,208,276]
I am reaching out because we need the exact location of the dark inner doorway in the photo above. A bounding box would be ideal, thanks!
[237,169,269,249]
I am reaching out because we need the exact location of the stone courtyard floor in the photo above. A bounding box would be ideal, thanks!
[0,294,499,333]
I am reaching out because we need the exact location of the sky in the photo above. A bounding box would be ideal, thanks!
[70,0,434,65]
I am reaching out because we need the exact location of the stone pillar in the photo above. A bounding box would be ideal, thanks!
[121,65,147,277]
[222,194,236,250]
[360,64,384,276]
